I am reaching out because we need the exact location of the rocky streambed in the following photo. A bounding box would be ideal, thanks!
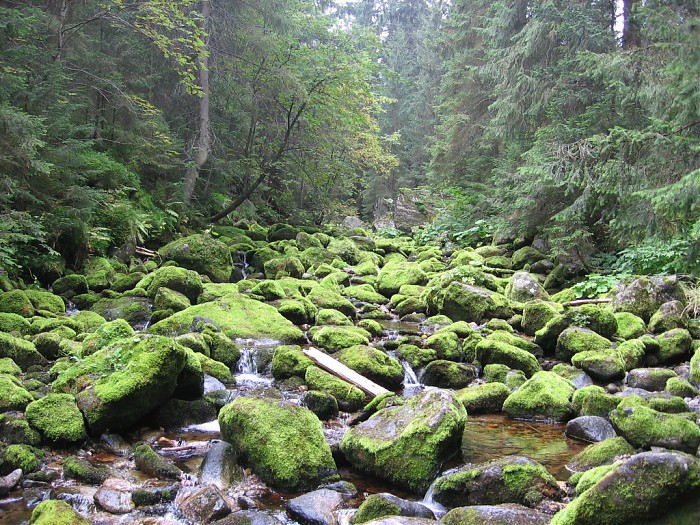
[1,224,700,525]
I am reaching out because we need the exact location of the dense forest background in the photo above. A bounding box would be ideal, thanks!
[1,0,699,283]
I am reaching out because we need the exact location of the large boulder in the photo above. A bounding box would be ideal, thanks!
[502,371,575,422]
[304,365,365,412]
[90,295,151,327]
[25,394,87,444]
[30,499,91,525]
[475,340,541,378]
[425,282,513,324]
[218,397,338,491]
[455,382,511,414]
[0,374,34,411]
[504,272,550,303]
[431,456,563,509]
[335,345,404,389]
[611,276,687,322]
[159,234,233,283]
[52,335,188,434]
[442,504,551,525]
[377,262,428,297]
[0,332,47,370]
[145,266,203,302]
[148,292,303,342]
[551,452,700,525]
[340,389,467,492]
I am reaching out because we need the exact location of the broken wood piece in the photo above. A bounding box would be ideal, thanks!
[135,246,158,258]
[303,347,390,398]
[562,298,612,307]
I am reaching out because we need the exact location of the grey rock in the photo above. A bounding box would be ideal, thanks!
[177,485,233,523]
[565,416,616,443]
[199,441,243,489]
[0,468,22,497]
[442,504,551,525]
[286,488,345,525]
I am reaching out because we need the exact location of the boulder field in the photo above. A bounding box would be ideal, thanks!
[0,223,699,524]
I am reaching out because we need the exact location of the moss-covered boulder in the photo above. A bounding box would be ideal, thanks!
[609,396,700,453]
[316,308,353,326]
[336,345,404,389]
[571,386,619,418]
[51,274,89,298]
[0,374,34,411]
[344,284,389,304]
[264,256,305,279]
[455,382,511,414]
[425,331,463,361]
[422,360,478,389]
[134,443,183,480]
[80,318,135,356]
[25,393,87,443]
[476,340,541,378]
[305,365,365,411]
[522,301,562,336]
[611,276,687,322]
[24,289,65,315]
[352,493,434,524]
[571,350,626,382]
[71,310,107,332]
[159,234,233,283]
[615,339,646,371]
[306,286,356,319]
[626,367,677,391]
[219,397,338,491]
[648,300,687,333]
[271,345,314,380]
[503,371,575,422]
[426,282,513,324]
[149,292,303,342]
[614,311,647,340]
[63,455,110,484]
[0,312,31,335]
[301,390,339,420]
[555,327,612,362]
[153,287,191,312]
[565,437,636,473]
[0,414,40,445]
[397,344,437,370]
[30,499,92,525]
[90,295,151,326]
[0,332,47,370]
[377,262,428,297]
[647,328,692,365]
[340,389,467,493]
[431,456,563,509]
[0,357,21,376]
[145,266,203,302]
[504,272,550,303]
[551,452,700,525]
[442,504,551,525]
[0,444,43,474]
[52,335,188,434]
[310,326,371,352]
[0,290,35,317]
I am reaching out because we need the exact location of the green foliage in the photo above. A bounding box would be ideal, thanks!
[615,238,693,275]
[571,273,627,300]
[0,212,56,276]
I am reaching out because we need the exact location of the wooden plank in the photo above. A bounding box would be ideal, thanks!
[303,347,391,398]
[562,298,612,307]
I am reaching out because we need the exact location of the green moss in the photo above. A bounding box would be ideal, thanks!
[610,396,700,453]
[51,274,89,298]
[476,339,540,377]
[571,350,625,382]
[63,455,109,484]
[336,345,404,389]
[306,286,356,318]
[70,310,106,332]
[357,319,383,336]
[0,374,34,411]
[426,331,463,361]
[566,437,636,472]
[0,290,35,317]
[456,382,511,413]
[30,499,91,525]
[316,308,353,326]
[666,377,699,398]
[0,312,32,335]
[195,352,231,382]
[305,365,365,411]
[614,312,647,340]
[376,262,428,296]
[396,344,436,369]
[264,256,305,279]
[483,363,511,383]
[0,357,21,375]
[0,332,46,371]
[572,463,617,495]
[0,414,41,445]
[423,360,478,389]
[424,281,513,324]
[522,301,562,336]
[650,328,692,365]
[310,325,371,352]
[219,397,338,491]
[615,339,646,371]
[198,282,240,302]
[343,284,388,304]
[25,393,87,443]
[80,319,134,356]
[153,287,191,312]
[271,345,314,379]
[1,444,43,473]
[159,234,233,283]
[52,335,187,434]
[571,386,619,418]
[149,292,304,342]
[503,371,574,422]
[352,495,401,524]
[555,328,612,361]
[301,390,339,420]
[146,266,203,302]
[134,443,182,480]
[205,332,241,366]
[250,280,287,301]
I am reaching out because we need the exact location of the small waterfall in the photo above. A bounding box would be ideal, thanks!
[235,344,273,387]
[402,361,421,387]
[237,347,259,375]
[384,329,400,341]
[421,477,447,518]
[57,492,96,515]
[337,508,357,525]
[65,301,80,316]
[234,252,250,280]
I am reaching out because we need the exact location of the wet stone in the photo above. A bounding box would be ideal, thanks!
[565,416,617,443]
[94,478,135,514]
[177,485,234,523]
[286,488,346,525]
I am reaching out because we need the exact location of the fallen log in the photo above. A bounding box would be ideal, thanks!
[303,347,390,398]
[562,298,613,307]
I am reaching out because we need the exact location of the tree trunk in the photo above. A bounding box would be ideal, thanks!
[622,0,641,49]
[183,0,212,207]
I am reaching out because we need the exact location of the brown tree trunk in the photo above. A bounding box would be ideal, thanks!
[622,0,641,49]
[183,0,212,208]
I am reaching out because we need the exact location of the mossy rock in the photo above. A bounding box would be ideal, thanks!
[511,246,547,269]
[425,331,463,361]
[377,262,428,297]
[264,256,305,280]
[145,266,203,302]
[611,276,687,322]
[648,300,687,333]
[310,325,371,352]
[80,319,135,356]
[340,389,467,493]
[352,493,402,524]
[357,319,383,336]
[149,292,303,342]
[110,272,146,294]
[555,327,612,362]
[305,365,365,411]
[153,287,191,312]
[609,396,700,453]
[0,312,32,335]
[301,390,339,420]
[90,295,151,327]
[219,397,338,491]
[483,363,511,384]
[0,357,21,376]
[31,332,63,360]
[614,312,647,340]
[396,344,437,369]
[30,499,92,525]
[0,414,41,445]
[316,308,353,326]
[159,234,233,283]
[307,286,356,319]
[134,443,182,480]
[70,310,107,332]
[51,274,89,298]
[0,373,34,411]
[487,331,541,356]
[0,444,43,474]
[476,340,540,378]
[343,284,388,304]
[425,281,513,324]
[456,382,511,414]
[565,437,636,472]
[521,301,562,336]
[571,386,619,418]
[0,332,47,371]
[550,452,700,525]
[0,289,35,317]
[336,345,404,389]
[503,371,575,422]
[666,377,699,398]
[174,347,205,400]
[271,345,314,380]
[25,393,87,443]
[198,282,241,303]
[277,299,314,325]
[431,455,562,509]
[206,331,241,367]
[569,464,617,496]
[152,397,219,429]
[647,328,692,365]
[571,350,625,382]
[24,290,65,316]
[63,455,109,484]
[504,272,550,303]
[442,504,551,525]
[422,360,478,389]
[52,335,188,434]
[615,339,646,371]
